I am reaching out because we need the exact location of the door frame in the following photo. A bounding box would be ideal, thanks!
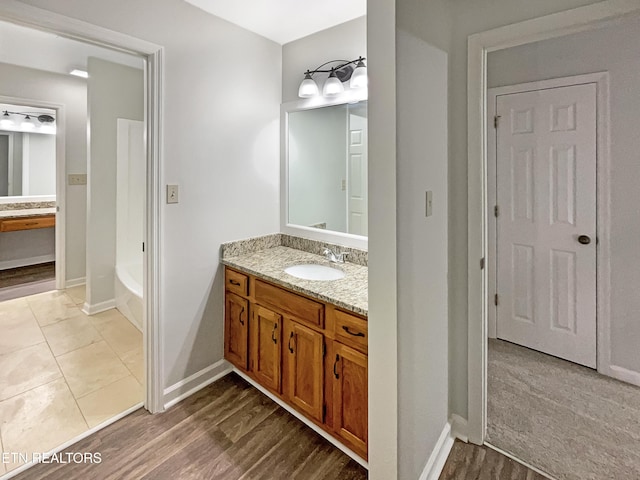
[0,0,165,414]
[487,73,611,375]
[466,0,640,445]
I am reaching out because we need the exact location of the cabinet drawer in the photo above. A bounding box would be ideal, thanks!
[225,268,249,296]
[0,215,55,232]
[255,279,324,328]
[334,310,367,353]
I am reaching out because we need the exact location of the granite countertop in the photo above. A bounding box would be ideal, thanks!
[0,208,57,219]
[222,246,368,316]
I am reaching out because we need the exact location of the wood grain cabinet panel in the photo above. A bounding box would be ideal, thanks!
[251,305,282,393]
[332,341,368,458]
[0,215,55,232]
[225,268,249,297]
[224,293,249,370]
[283,319,324,423]
[334,310,368,354]
[254,279,324,328]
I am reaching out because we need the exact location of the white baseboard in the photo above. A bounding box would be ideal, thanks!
[450,413,469,442]
[608,365,640,388]
[82,299,116,315]
[0,254,55,271]
[64,277,86,288]
[418,421,455,480]
[163,359,233,409]
[233,368,368,470]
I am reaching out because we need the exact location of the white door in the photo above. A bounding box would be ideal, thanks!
[495,83,597,368]
[347,109,368,236]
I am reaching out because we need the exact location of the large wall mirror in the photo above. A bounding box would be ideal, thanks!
[0,103,56,200]
[283,98,368,244]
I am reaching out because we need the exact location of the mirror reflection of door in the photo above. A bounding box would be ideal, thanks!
[287,100,368,237]
[347,104,368,236]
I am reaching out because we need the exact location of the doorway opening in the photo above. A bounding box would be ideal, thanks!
[468,5,640,479]
[0,5,162,475]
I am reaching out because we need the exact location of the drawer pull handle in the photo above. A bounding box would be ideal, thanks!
[288,331,294,353]
[342,326,365,337]
[271,323,278,344]
[333,354,340,379]
[229,279,241,286]
[24,222,39,226]
[239,306,245,326]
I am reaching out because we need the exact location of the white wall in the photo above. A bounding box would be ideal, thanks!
[0,62,87,280]
[282,16,366,103]
[86,57,143,308]
[395,0,452,477]
[446,0,605,421]
[288,105,347,231]
[23,133,56,195]
[487,14,640,377]
[16,0,282,389]
[0,134,7,196]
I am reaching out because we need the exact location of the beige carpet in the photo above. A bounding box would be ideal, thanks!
[488,338,640,480]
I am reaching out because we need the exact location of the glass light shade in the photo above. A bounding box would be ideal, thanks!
[0,113,13,128]
[323,73,344,96]
[298,74,319,98]
[21,116,35,130]
[350,63,368,89]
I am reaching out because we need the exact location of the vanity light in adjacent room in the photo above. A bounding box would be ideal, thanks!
[298,56,367,98]
[70,69,89,78]
[21,115,35,130]
[0,111,13,128]
[323,70,344,96]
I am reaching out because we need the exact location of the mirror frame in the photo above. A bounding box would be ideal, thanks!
[280,89,368,249]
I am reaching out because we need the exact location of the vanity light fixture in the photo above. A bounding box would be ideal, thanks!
[1,110,56,127]
[298,56,367,98]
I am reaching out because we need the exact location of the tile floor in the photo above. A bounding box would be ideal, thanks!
[0,286,143,473]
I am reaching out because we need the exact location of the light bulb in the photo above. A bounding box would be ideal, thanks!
[0,111,13,128]
[350,60,368,89]
[22,115,35,130]
[298,73,319,98]
[323,71,344,96]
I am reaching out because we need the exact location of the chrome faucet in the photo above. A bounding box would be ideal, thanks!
[323,247,349,264]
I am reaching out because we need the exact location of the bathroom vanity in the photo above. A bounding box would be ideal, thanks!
[222,236,368,460]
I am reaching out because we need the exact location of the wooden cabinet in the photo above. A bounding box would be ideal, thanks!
[332,341,368,458]
[0,214,55,232]
[223,266,368,459]
[283,319,324,422]
[224,292,249,370]
[250,304,282,393]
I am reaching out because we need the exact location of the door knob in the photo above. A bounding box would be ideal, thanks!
[578,235,591,245]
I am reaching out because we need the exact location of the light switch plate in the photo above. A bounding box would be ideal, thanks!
[68,174,87,186]
[167,184,179,204]
[425,190,433,217]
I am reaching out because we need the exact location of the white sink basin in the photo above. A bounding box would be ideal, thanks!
[284,264,345,281]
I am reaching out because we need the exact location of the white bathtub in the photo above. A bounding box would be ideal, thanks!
[115,263,143,331]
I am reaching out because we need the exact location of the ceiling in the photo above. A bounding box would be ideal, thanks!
[184,0,366,44]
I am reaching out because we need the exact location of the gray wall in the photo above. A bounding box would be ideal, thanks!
[488,14,640,377]
[86,57,144,306]
[282,16,366,103]
[0,62,87,279]
[446,0,605,420]
[18,0,283,389]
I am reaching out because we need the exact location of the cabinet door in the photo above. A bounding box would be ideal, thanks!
[332,341,368,458]
[283,319,324,422]
[224,292,249,370]
[251,305,282,393]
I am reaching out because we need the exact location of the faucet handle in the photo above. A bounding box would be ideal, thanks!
[336,252,350,263]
